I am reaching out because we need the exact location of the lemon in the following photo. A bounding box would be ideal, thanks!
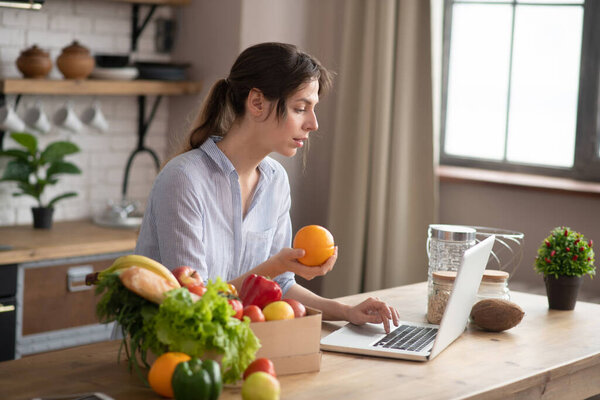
[263,301,295,321]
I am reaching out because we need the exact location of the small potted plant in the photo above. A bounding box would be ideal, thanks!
[0,132,81,229]
[534,226,595,310]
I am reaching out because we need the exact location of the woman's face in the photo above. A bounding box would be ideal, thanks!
[261,79,320,158]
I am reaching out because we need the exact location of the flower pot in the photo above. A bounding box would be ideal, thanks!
[32,207,54,229]
[544,275,583,310]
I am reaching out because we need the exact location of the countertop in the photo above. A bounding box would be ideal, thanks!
[0,220,139,265]
[1,284,600,399]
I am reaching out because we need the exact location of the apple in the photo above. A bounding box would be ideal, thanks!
[243,305,265,323]
[187,283,207,297]
[241,371,280,400]
[243,358,276,380]
[172,266,203,287]
[283,298,306,318]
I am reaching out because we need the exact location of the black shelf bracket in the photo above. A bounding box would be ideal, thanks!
[0,94,23,151]
[131,3,158,52]
[121,95,162,199]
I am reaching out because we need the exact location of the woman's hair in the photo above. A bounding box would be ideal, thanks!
[178,42,333,155]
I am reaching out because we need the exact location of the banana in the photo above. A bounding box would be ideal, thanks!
[86,254,180,288]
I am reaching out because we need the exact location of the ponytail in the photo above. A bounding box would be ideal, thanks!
[176,79,233,155]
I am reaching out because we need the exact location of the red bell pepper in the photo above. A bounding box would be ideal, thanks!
[239,274,282,309]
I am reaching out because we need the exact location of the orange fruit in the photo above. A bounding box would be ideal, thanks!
[263,301,295,321]
[293,225,335,266]
[148,351,191,398]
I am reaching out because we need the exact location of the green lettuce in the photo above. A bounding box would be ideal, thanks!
[95,275,260,384]
[148,278,260,383]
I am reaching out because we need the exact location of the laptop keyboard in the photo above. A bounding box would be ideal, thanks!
[373,325,438,352]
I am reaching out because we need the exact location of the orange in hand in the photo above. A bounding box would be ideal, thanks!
[293,225,335,266]
[148,351,191,398]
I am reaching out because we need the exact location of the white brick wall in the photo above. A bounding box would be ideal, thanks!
[0,0,175,226]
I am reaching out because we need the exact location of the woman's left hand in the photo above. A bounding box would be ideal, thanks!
[345,297,400,334]
[273,246,338,281]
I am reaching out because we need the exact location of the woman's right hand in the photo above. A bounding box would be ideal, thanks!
[273,247,338,281]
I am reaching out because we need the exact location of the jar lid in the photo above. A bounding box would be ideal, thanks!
[432,270,457,282]
[61,40,90,55]
[21,45,49,57]
[429,224,476,241]
[433,269,508,283]
[482,270,509,282]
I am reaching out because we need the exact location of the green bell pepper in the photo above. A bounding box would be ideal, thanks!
[172,358,223,400]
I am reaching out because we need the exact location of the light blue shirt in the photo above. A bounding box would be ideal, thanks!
[135,137,296,294]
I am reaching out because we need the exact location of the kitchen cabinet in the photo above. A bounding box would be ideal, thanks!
[0,220,139,360]
[0,265,17,361]
[22,258,114,336]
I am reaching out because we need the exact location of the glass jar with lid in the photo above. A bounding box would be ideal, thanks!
[476,270,510,302]
[426,270,511,324]
[427,271,456,324]
[426,224,476,297]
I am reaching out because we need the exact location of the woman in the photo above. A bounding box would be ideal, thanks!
[136,42,399,333]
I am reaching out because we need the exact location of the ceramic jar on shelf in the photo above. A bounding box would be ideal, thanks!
[16,45,52,79]
[56,40,95,80]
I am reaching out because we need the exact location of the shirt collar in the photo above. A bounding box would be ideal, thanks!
[200,136,235,175]
[200,136,276,182]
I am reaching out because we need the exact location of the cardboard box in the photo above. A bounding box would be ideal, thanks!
[250,307,322,376]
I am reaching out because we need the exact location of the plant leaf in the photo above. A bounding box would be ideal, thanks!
[48,192,77,208]
[40,141,80,164]
[10,132,37,156]
[16,182,40,199]
[46,161,82,179]
[0,159,32,183]
[0,149,30,161]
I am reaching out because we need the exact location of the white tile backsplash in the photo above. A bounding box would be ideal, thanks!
[0,0,174,226]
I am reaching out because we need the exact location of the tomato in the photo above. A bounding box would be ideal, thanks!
[243,305,265,323]
[229,298,243,320]
[282,298,306,318]
[243,358,277,380]
[187,283,207,297]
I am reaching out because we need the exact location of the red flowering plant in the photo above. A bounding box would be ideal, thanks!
[535,226,596,279]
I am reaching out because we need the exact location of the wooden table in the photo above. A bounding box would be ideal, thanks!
[1,282,599,400]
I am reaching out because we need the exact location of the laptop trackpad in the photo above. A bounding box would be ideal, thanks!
[322,323,390,348]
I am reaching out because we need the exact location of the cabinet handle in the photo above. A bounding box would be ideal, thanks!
[0,304,15,313]
[67,265,94,292]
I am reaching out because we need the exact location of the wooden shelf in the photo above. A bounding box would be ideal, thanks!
[104,0,190,5]
[0,79,203,96]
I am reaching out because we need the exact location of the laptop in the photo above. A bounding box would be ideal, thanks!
[320,235,495,361]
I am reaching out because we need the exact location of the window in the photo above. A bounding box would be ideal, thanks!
[440,0,600,180]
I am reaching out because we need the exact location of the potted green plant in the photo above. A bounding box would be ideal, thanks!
[0,132,81,229]
[534,226,595,310]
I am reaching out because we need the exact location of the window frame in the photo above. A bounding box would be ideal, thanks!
[440,0,600,181]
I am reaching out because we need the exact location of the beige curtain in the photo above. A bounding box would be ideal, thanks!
[322,0,435,298]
